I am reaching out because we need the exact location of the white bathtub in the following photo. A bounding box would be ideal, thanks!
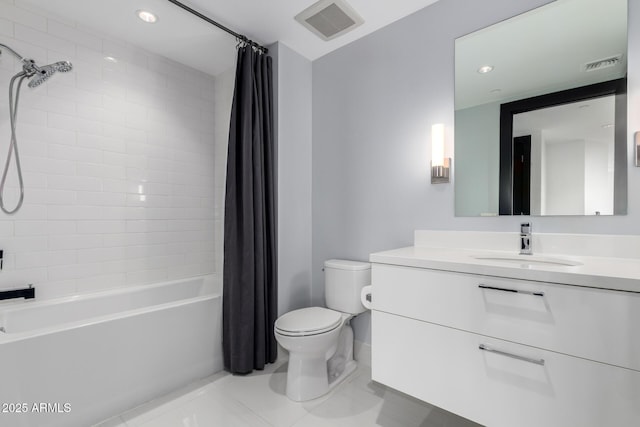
[0,275,223,427]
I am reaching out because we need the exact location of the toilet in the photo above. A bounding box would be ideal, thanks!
[274,259,371,402]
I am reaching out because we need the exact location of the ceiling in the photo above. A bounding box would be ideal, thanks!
[22,0,440,76]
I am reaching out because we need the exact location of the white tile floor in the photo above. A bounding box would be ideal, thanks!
[96,359,481,427]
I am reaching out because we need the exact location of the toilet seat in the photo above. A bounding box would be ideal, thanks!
[275,307,343,337]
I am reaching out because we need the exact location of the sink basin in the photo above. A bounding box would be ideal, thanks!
[472,255,582,267]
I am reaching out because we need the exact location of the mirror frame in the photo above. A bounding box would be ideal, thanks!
[498,77,627,216]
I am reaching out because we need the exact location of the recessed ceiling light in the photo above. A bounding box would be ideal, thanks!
[136,9,158,23]
[489,88,502,94]
[602,123,614,129]
[104,56,118,63]
[477,65,494,74]
[578,104,590,109]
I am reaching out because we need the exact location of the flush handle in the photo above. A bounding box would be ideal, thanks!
[360,285,372,310]
[479,284,544,297]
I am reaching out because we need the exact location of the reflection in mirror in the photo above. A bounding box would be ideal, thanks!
[514,98,615,216]
[454,0,628,217]
[499,78,626,216]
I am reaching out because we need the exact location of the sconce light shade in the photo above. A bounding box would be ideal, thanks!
[431,124,450,183]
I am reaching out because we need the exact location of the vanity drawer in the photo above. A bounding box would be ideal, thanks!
[372,264,640,371]
[372,311,640,427]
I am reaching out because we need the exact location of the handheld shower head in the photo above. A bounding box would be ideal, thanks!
[27,64,56,88]
[25,61,73,88]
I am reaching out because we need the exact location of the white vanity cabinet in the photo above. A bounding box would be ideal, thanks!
[370,263,640,427]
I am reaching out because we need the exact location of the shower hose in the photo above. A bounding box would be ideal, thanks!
[0,71,28,214]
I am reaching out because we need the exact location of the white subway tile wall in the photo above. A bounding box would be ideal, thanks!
[0,0,235,298]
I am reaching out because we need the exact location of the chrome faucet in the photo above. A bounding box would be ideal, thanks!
[520,223,532,255]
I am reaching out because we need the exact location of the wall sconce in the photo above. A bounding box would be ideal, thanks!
[431,123,450,184]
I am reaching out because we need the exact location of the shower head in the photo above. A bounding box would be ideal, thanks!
[25,60,73,88]
[1,44,73,87]
[54,61,73,72]
[27,64,56,88]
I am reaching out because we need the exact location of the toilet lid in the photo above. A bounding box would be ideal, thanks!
[275,307,342,336]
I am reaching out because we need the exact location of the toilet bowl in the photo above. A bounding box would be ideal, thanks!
[274,259,371,402]
[275,307,354,402]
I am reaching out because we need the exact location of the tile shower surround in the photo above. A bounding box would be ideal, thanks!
[0,0,233,299]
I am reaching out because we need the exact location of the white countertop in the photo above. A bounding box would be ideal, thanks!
[369,246,640,293]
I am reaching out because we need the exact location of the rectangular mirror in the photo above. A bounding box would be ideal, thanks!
[454,0,628,217]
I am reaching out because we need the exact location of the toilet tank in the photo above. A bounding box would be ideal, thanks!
[324,259,371,314]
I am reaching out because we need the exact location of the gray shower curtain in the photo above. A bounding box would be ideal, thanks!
[223,46,277,375]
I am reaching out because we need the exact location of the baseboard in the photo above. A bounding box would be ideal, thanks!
[353,340,371,367]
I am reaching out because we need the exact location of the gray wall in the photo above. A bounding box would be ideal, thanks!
[455,102,500,216]
[312,0,640,343]
[273,42,314,316]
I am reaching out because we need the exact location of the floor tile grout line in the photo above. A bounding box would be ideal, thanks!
[242,401,280,427]
[221,389,280,427]
[116,379,221,426]
[233,387,317,427]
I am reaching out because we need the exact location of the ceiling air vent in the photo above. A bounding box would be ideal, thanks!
[583,54,623,72]
[295,0,364,41]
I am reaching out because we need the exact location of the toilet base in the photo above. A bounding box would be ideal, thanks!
[286,352,330,402]
[284,324,357,402]
[285,357,358,402]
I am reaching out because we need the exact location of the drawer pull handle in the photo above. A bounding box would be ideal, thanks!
[479,344,545,366]
[478,284,544,297]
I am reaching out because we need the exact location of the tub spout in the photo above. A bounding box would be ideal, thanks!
[0,284,35,300]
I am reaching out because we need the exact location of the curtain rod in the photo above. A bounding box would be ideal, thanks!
[166,0,269,54]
